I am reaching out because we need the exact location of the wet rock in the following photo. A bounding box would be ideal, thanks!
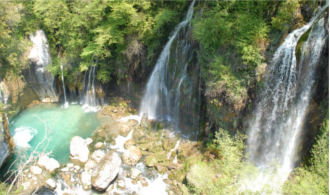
[124,139,136,149]
[91,150,105,162]
[130,168,141,180]
[119,124,131,137]
[117,178,125,189]
[38,155,60,173]
[81,171,92,190]
[122,146,142,166]
[86,138,93,145]
[140,177,148,187]
[70,136,89,164]
[91,151,121,191]
[95,142,104,149]
[30,166,42,175]
[46,178,56,189]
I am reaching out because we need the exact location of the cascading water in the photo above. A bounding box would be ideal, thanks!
[82,66,100,112]
[60,64,69,109]
[0,83,10,167]
[244,4,328,192]
[139,0,200,137]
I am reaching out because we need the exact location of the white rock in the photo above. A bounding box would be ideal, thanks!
[32,176,37,181]
[46,178,56,189]
[86,138,93,145]
[67,163,74,168]
[61,167,69,172]
[117,178,125,189]
[94,142,104,149]
[70,136,90,164]
[91,150,105,163]
[37,155,60,172]
[74,165,80,171]
[122,146,142,166]
[30,166,42,175]
[81,171,91,190]
[91,151,122,191]
[130,168,141,180]
[84,159,96,171]
[22,182,30,190]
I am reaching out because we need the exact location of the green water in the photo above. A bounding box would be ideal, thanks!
[8,104,102,165]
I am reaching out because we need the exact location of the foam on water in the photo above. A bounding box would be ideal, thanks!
[12,126,37,148]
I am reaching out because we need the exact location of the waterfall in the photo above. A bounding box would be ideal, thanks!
[82,66,100,112]
[139,0,199,137]
[25,30,58,102]
[244,4,328,192]
[0,82,10,167]
[60,64,69,109]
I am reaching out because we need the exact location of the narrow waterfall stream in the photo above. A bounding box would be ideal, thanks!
[82,66,100,112]
[60,64,69,109]
[139,0,200,137]
[243,4,328,192]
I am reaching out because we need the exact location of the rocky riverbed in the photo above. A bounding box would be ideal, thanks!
[17,100,202,195]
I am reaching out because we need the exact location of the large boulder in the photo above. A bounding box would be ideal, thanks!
[91,151,121,191]
[38,155,60,172]
[70,136,89,164]
[122,146,142,166]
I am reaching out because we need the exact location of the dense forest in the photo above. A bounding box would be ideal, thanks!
[0,0,328,194]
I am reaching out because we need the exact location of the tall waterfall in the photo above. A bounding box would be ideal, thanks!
[244,4,328,192]
[25,30,58,103]
[139,0,200,137]
[0,82,10,167]
[82,66,100,112]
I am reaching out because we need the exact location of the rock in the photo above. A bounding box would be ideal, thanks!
[130,168,141,180]
[30,166,42,175]
[162,139,175,152]
[70,136,89,164]
[32,176,37,181]
[22,182,30,190]
[155,163,164,172]
[67,163,74,168]
[138,143,150,151]
[84,159,96,171]
[124,139,136,149]
[131,180,137,185]
[117,178,125,189]
[119,124,131,137]
[140,177,148,187]
[27,173,32,179]
[95,142,104,149]
[145,155,158,167]
[46,178,56,189]
[112,109,118,113]
[37,155,60,172]
[86,138,93,146]
[122,146,142,166]
[91,151,121,191]
[61,167,69,172]
[133,129,144,140]
[106,184,114,192]
[91,150,105,162]
[81,171,92,190]
[74,165,80,171]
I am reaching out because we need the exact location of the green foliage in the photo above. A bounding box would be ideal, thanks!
[187,128,258,194]
[283,116,329,194]
[271,0,300,30]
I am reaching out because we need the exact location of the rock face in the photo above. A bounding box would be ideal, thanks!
[23,30,58,102]
[122,146,142,166]
[0,113,15,168]
[91,151,121,191]
[37,155,60,172]
[70,136,89,164]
